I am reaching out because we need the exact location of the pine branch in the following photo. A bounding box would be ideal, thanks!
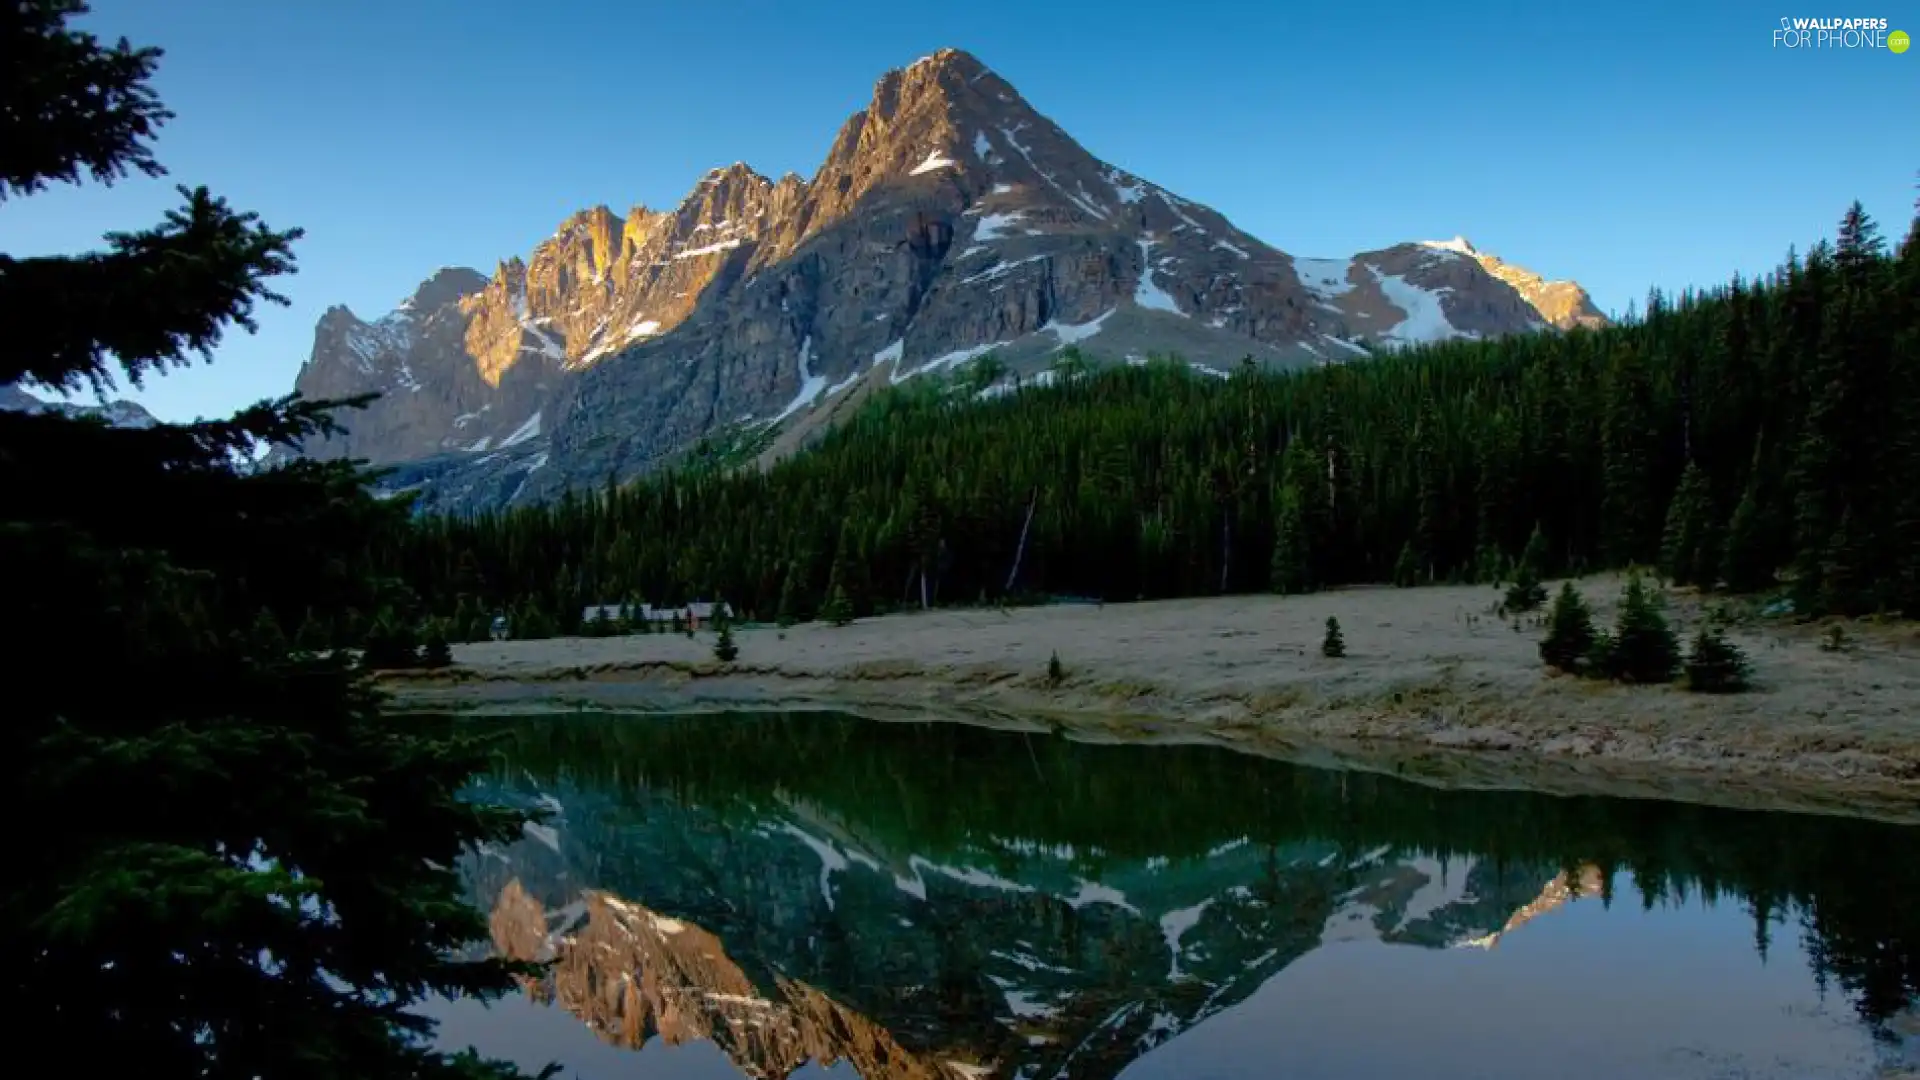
[0,185,303,393]
[0,0,172,199]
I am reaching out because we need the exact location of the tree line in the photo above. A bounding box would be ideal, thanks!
[356,199,1920,640]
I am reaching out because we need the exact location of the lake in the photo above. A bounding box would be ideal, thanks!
[423,710,1920,1080]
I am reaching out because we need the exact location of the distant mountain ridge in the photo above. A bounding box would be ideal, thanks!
[0,382,157,428]
[285,47,1606,513]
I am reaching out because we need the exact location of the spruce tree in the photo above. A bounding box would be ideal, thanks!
[1601,571,1681,684]
[1320,616,1346,658]
[1540,582,1597,674]
[0,6,539,1078]
[361,610,420,670]
[1411,397,1443,581]
[292,608,331,654]
[776,557,806,626]
[1720,466,1774,594]
[712,618,739,663]
[1503,522,1550,613]
[1659,460,1718,587]
[1684,624,1752,693]
[1472,409,1518,581]
[1392,541,1419,588]
[1518,521,1552,580]
[421,618,454,669]
[1270,482,1312,595]
[822,584,854,627]
[1601,342,1661,565]
[248,607,289,659]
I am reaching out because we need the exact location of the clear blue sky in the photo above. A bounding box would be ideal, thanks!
[14,0,1915,421]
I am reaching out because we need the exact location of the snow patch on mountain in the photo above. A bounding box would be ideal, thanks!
[963,252,1050,286]
[1044,309,1114,347]
[1292,257,1356,301]
[1160,900,1213,978]
[343,311,414,375]
[778,821,850,911]
[965,210,1028,255]
[1369,266,1474,346]
[1419,235,1478,256]
[1000,123,1108,220]
[500,410,543,448]
[1133,239,1184,315]
[674,237,745,260]
[768,336,828,424]
[1065,879,1140,913]
[1322,334,1372,357]
[900,339,1010,384]
[909,149,958,176]
[1156,191,1206,233]
[1106,168,1148,205]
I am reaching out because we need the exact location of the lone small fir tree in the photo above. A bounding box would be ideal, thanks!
[1600,571,1680,684]
[1047,650,1065,685]
[1321,616,1346,658]
[421,619,453,669]
[713,621,739,663]
[360,610,421,670]
[1503,524,1551,612]
[1540,582,1597,674]
[822,584,854,627]
[1392,541,1420,587]
[1684,624,1752,693]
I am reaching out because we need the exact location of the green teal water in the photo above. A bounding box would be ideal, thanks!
[425,711,1920,1080]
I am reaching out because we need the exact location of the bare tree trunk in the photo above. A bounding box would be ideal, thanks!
[1220,514,1233,593]
[919,568,929,610]
[1005,490,1038,592]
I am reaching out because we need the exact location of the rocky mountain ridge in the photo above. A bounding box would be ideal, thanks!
[0,382,158,428]
[288,48,1607,513]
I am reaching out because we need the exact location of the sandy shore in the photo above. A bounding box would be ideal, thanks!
[382,575,1920,824]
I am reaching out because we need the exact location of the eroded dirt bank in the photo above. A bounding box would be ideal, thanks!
[381,575,1920,824]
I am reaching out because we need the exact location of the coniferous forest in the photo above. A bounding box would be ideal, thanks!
[374,201,1920,640]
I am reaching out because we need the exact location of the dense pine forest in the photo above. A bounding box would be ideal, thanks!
[373,201,1919,641]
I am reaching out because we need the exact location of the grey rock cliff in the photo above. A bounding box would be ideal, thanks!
[287,48,1607,512]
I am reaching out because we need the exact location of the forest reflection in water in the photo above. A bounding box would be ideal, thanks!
[427,710,1920,1080]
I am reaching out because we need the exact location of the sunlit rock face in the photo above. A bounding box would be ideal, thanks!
[284,48,1600,513]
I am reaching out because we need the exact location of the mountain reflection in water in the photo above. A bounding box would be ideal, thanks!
[431,711,1920,1080]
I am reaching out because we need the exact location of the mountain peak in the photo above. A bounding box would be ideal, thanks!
[287,45,1604,507]
[903,46,988,80]
[1419,236,1478,256]
[406,266,488,311]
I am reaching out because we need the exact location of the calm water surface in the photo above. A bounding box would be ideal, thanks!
[423,711,1920,1080]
